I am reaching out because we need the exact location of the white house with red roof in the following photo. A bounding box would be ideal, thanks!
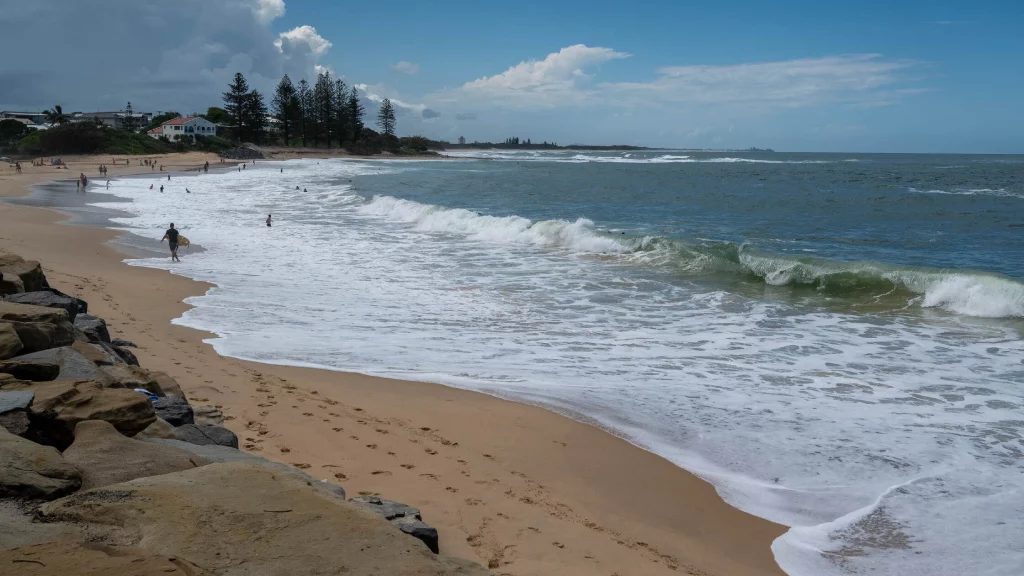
[148,116,217,142]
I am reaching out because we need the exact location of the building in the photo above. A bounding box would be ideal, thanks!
[458,136,465,145]
[0,111,47,125]
[148,116,217,142]
[72,111,154,130]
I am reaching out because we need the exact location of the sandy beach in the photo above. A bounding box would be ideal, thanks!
[0,154,785,575]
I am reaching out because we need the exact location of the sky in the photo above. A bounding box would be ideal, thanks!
[0,0,1021,153]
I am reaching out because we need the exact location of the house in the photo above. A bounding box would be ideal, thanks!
[0,111,47,125]
[149,116,217,142]
[73,111,154,130]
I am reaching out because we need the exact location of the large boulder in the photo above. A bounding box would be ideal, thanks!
[0,252,46,292]
[112,345,139,366]
[0,323,22,360]
[0,500,87,552]
[173,423,237,449]
[0,302,75,353]
[73,314,110,344]
[4,291,80,323]
[0,359,59,381]
[40,463,489,575]
[101,364,171,396]
[0,541,211,575]
[0,427,81,499]
[0,274,23,296]
[153,396,193,426]
[134,417,178,440]
[62,420,210,490]
[41,287,88,314]
[350,495,439,553]
[193,404,224,426]
[10,347,111,383]
[71,339,123,366]
[21,380,156,449]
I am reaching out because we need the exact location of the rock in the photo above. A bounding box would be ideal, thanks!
[153,371,183,397]
[0,323,22,360]
[394,516,441,554]
[0,427,81,499]
[0,302,75,353]
[0,500,87,552]
[350,495,440,553]
[111,338,136,348]
[134,417,177,440]
[100,364,164,395]
[10,347,112,383]
[41,286,88,313]
[0,252,46,292]
[40,462,489,575]
[143,438,346,500]
[0,541,212,575]
[173,423,237,449]
[0,411,29,435]
[112,345,139,366]
[20,380,156,449]
[4,291,80,322]
[153,396,193,426]
[192,404,224,426]
[73,314,110,344]
[0,275,23,296]
[72,340,123,366]
[0,359,59,381]
[0,390,33,414]
[63,420,210,490]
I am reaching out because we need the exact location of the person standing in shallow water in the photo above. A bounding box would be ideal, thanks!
[161,223,181,263]
[266,214,272,227]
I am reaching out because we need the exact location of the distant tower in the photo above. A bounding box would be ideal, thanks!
[458,136,465,145]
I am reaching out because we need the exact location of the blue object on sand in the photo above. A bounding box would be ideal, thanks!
[133,388,159,402]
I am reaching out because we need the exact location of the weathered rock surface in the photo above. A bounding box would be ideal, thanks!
[10,347,111,383]
[62,420,210,490]
[0,501,87,552]
[0,427,81,499]
[134,417,178,440]
[0,302,75,353]
[0,390,33,435]
[173,423,238,448]
[4,291,80,322]
[192,404,224,426]
[0,359,59,381]
[100,364,167,396]
[153,396,193,425]
[0,274,23,296]
[71,340,122,366]
[111,345,139,366]
[153,371,183,397]
[111,338,136,348]
[41,286,88,313]
[18,380,156,448]
[73,314,110,344]
[0,323,23,360]
[0,252,46,292]
[0,540,212,575]
[0,410,29,435]
[350,495,439,553]
[40,463,489,575]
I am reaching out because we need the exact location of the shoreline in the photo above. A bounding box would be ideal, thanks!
[0,153,786,575]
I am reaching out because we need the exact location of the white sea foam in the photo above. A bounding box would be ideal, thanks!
[90,159,1024,576]
[444,149,836,164]
[908,186,1023,199]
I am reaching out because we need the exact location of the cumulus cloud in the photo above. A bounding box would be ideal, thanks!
[391,61,420,75]
[0,0,331,113]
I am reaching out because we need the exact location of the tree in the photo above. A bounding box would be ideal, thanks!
[223,72,250,140]
[244,90,269,144]
[44,105,68,126]
[333,78,349,145]
[296,79,312,147]
[0,119,31,149]
[346,88,364,143]
[123,101,137,132]
[313,71,334,149]
[377,98,395,137]
[145,111,181,132]
[202,107,231,125]
[272,74,297,146]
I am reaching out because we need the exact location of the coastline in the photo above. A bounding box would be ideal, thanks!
[0,154,786,575]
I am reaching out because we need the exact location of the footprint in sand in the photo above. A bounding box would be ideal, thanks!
[291,463,311,469]
[371,470,391,476]
[366,444,378,449]
[400,464,415,469]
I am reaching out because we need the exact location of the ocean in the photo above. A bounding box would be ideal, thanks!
[91,150,1023,575]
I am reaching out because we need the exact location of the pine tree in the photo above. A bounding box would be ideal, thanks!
[296,79,311,147]
[333,79,349,145]
[245,90,269,144]
[223,72,250,141]
[377,98,396,137]
[313,71,334,149]
[123,101,137,132]
[347,88,364,140]
[272,75,297,146]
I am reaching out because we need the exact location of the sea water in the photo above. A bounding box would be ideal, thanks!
[91,151,1024,575]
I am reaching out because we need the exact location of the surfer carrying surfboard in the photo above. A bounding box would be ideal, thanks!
[160,223,182,263]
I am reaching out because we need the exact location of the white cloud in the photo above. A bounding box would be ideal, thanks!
[248,0,285,23]
[275,25,332,57]
[391,61,420,75]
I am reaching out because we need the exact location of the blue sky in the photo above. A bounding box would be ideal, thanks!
[1,0,1021,152]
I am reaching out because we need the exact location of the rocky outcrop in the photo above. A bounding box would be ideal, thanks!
[100,364,172,396]
[62,420,210,490]
[192,404,224,426]
[351,495,440,553]
[71,340,123,367]
[0,323,22,360]
[0,302,75,353]
[134,417,178,440]
[10,347,111,383]
[0,359,59,381]
[111,345,139,366]
[40,463,489,575]
[173,423,238,449]
[153,396,193,426]
[20,380,156,448]
[0,390,33,435]
[0,273,23,296]
[0,540,212,575]
[0,427,81,499]
[73,314,110,344]
[4,291,81,323]
[0,252,46,293]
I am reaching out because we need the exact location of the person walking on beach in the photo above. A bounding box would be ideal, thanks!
[160,185,164,193]
[266,214,272,227]
[161,223,181,263]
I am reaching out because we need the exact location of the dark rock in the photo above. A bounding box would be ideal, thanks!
[0,359,60,381]
[394,516,440,554]
[0,253,46,292]
[10,347,111,383]
[4,291,80,323]
[0,427,82,499]
[0,410,29,435]
[112,345,139,366]
[153,396,193,426]
[350,495,439,553]
[73,314,110,344]
[0,322,23,360]
[173,423,238,449]
[41,287,87,314]
[111,338,137,348]
[0,302,75,353]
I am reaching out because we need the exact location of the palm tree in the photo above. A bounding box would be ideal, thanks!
[44,105,68,126]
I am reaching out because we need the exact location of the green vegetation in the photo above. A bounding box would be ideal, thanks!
[0,120,32,152]
[17,123,173,155]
